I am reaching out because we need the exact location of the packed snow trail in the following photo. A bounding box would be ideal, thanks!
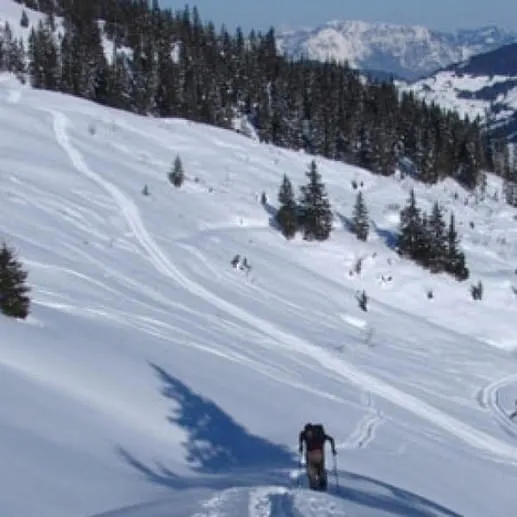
[91,486,346,517]
[50,109,517,464]
[477,374,517,438]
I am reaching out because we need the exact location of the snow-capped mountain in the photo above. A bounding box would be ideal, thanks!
[2,68,517,517]
[402,43,517,141]
[276,20,517,80]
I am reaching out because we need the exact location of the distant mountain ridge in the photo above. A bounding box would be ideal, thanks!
[276,20,517,80]
[401,42,517,142]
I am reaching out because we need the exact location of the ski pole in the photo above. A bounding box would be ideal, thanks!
[297,450,302,488]
[333,454,339,491]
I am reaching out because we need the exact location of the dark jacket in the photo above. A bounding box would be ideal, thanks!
[299,428,336,455]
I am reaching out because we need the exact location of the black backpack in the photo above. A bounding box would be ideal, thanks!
[310,423,326,445]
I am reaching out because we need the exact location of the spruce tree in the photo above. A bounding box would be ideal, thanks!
[275,174,298,239]
[20,10,29,28]
[351,191,369,241]
[504,143,517,207]
[397,189,424,259]
[168,155,185,187]
[0,242,31,319]
[444,213,469,280]
[298,160,333,241]
[425,202,447,272]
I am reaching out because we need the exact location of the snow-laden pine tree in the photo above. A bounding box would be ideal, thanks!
[351,191,369,241]
[298,160,333,241]
[275,174,298,239]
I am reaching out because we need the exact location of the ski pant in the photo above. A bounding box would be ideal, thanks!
[306,449,325,486]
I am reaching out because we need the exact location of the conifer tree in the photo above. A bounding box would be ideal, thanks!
[444,213,469,280]
[20,10,29,28]
[275,174,298,239]
[503,143,517,207]
[298,160,333,241]
[351,191,369,241]
[168,154,185,187]
[397,189,424,259]
[0,242,31,319]
[425,202,447,272]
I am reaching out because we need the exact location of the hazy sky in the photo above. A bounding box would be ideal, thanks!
[160,0,517,33]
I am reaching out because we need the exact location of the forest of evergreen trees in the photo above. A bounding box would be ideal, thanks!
[2,0,516,194]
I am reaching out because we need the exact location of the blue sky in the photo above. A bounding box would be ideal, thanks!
[160,1,517,33]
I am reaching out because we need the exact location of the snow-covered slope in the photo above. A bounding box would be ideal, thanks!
[276,20,517,80]
[0,0,47,37]
[1,71,517,517]
[400,43,517,142]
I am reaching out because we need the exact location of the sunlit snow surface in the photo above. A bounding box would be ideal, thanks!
[1,71,517,517]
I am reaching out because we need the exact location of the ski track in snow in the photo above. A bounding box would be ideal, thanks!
[47,107,517,465]
[477,374,517,438]
[338,391,384,450]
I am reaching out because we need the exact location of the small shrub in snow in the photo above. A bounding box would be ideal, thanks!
[471,281,483,301]
[354,257,363,275]
[230,254,251,275]
[356,290,368,312]
[168,154,184,188]
[0,242,31,320]
[241,257,251,275]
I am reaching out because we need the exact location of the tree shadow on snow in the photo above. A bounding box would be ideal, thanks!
[118,363,294,482]
[335,211,353,232]
[326,470,461,517]
[372,221,399,251]
[262,200,283,232]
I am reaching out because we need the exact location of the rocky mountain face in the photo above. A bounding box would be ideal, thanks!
[276,21,517,80]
